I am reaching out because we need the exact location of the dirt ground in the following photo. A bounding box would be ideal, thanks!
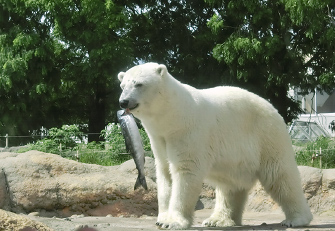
[26,209,335,231]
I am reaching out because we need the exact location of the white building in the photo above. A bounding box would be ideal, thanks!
[289,88,335,137]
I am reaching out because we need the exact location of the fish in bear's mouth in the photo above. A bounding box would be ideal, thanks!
[125,104,139,114]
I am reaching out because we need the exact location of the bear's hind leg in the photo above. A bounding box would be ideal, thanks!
[202,186,248,227]
[259,163,313,227]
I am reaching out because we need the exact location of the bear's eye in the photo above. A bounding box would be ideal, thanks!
[135,83,143,88]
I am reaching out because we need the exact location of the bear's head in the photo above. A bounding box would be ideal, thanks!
[118,62,168,117]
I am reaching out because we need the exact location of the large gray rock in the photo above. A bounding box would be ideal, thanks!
[316,168,335,215]
[0,151,157,217]
[0,168,10,210]
[299,166,323,200]
[1,150,335,217]
[0,209,54,231]
[244,166,335,214]
[200,165,335,215]
[323,168,335,189]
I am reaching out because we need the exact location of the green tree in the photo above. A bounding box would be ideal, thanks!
[0,0,66,144]
[125,0,228,88]
[46,0,134,141]
[0,0,133,143]
[205,0,335,122]
[3,0,333,145]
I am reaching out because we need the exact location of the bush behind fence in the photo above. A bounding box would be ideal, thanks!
[0,123,152,166]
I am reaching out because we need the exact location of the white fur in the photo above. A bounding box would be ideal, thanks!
[118,63,313,230]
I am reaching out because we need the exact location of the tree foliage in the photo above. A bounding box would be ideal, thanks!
[124,0,229,88]
[0,0,133,143]
[1,0,334,144]
[44,0,134,142]
[205,0,335,122]
[0,0,64,142]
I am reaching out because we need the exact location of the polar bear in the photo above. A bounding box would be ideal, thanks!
[117,63,313,230]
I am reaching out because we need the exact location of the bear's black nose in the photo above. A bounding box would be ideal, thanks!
[119,100,129,109]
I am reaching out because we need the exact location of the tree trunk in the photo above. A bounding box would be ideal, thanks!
[88,85,106,143]
[269,86,289,123]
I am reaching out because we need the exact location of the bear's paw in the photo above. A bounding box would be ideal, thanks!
[202,216,236,227]
[156,212,191,230]
[156,212,169,224]
[281,216,312,227]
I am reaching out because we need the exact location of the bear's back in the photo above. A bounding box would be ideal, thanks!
[197,86,287,137]
[200,86,277,116]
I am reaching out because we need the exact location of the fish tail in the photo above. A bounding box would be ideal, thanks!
[134,176,148,190]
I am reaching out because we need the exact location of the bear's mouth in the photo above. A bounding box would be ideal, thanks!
[127,104,139,112]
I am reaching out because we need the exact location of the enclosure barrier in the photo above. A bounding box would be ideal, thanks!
[1,131,334,168]
[0,133,101,149]
[0,134,33,148]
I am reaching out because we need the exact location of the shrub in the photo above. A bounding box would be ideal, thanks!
[48,125,84,148]
[19,125,84,159]
[295,136,335,169]
[101,123,127,155]
[19,123,152,166]
[139,128,151,151]
[74,142,131,166]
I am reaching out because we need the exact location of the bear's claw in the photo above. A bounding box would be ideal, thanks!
[156,222,185,230]
[280,212,313,227]
[156,213,190,230]
[202,217,236,227]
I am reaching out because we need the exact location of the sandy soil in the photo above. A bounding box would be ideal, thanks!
[23,209,335,231]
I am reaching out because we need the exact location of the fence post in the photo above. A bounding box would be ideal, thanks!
[311,145,315,165]
[76,150,80,162]
[319,147,322,169]
[5,134,8,148]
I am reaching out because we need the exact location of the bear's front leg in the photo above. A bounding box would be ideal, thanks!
[157,163,204,230]
[155,160,172,226]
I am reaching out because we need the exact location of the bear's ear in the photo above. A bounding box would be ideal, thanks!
[156,64,167,77]
[118,72,125,82]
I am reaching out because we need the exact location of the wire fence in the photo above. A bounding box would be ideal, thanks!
[0,133,101,149]
[2,126,335,153]
[296,146,335,169]
[0,133,133,166]
[1,128,335,168]
[1,128,335,148]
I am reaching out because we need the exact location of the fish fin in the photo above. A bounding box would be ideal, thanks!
[134,176,148,190]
